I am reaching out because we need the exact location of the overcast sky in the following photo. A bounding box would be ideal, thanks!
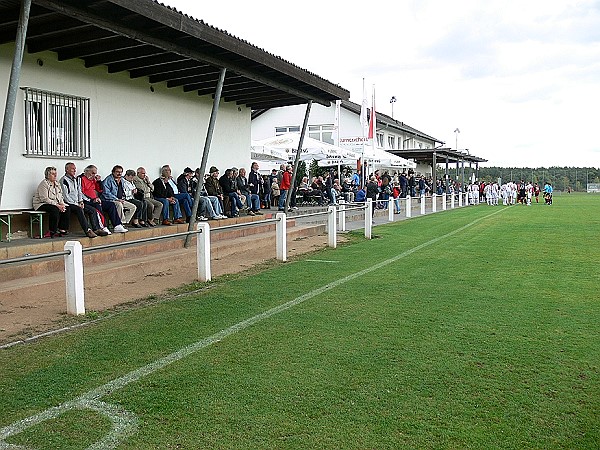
[162,0,600,168]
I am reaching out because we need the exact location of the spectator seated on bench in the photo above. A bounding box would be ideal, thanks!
[60,162,109,238]
[152,167,185,226]
[204,166,226,216]
[32,166,70,238]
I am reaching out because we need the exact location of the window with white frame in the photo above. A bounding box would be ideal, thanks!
[275,126,300,135]
[388,135,395,149]
[22,87,90,158]
[308,124,334,144]
[377,132,384,148]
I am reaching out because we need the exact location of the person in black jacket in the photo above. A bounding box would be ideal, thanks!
[246,162,264,215]
[152,169,184,225]
[219,168,244,217]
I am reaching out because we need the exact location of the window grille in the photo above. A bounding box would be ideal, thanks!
[22,87,90,159]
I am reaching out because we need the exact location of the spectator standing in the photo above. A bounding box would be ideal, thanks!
[278,165,292,211]
[247,162,264,215]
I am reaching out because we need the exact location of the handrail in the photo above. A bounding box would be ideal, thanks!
[81,228,204,253]
[291,210,331,219]
[0,249,70,265]
[210,217,279,232]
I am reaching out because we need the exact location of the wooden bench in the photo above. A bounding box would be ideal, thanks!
[21,210,46,239]
[0,210,22,242]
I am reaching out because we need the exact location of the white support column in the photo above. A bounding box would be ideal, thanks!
[338,200,346,231]
[406,196,412,218]
[442,193,447,211]
[388,197,394,222]
[328,205,337,248]
[276,212,287,261]
[451,194,455,209]
[420,196,426,215]
[365,199,372,239]
[459,191,463,207]
[196,222,211,282]
[432,194,437,213]
[64,241,85,315]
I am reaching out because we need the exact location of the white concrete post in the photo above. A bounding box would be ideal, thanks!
[432,194,437,213]
[451,193,455,209]
[421,196,426,215]
[388,197,394,222]
[64,241,85,315]
[328,205,337,248]
[196,222,211,282]
[442,193,447,211]
[406,196,412,218]
[365,199,372,239]
[276,212,287,261]
[459,191,463,207]
[339,199,346,232]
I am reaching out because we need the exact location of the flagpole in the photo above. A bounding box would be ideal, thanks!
[360,78,367,187]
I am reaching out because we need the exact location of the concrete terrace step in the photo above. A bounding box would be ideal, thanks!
[0,214,315,283]
[0,221,326,296]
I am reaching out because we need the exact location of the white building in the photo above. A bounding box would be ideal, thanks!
[0,0,348,210]
[251,100,444,175]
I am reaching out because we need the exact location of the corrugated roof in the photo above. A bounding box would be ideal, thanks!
[0,0,349,109]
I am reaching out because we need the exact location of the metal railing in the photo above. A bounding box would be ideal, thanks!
[1,193,476,317]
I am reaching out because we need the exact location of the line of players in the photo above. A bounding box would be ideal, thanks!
[467,181,552,206]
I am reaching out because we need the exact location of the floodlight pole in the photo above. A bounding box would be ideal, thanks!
[285,100,312,212]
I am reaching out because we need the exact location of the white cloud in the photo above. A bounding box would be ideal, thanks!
[161,0,600,167]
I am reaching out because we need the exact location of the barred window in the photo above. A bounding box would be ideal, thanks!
[22,87,90,158]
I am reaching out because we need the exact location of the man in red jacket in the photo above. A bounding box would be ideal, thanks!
[79,165,128,233]
[278,164,292,211]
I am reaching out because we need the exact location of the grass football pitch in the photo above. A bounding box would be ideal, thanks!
[1,193,599,449]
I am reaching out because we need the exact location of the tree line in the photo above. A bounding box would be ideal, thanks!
[475,167,600,191]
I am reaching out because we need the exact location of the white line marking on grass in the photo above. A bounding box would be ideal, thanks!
[0,208,505,449]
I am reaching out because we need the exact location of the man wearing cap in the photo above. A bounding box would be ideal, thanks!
[205,166,225,213]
